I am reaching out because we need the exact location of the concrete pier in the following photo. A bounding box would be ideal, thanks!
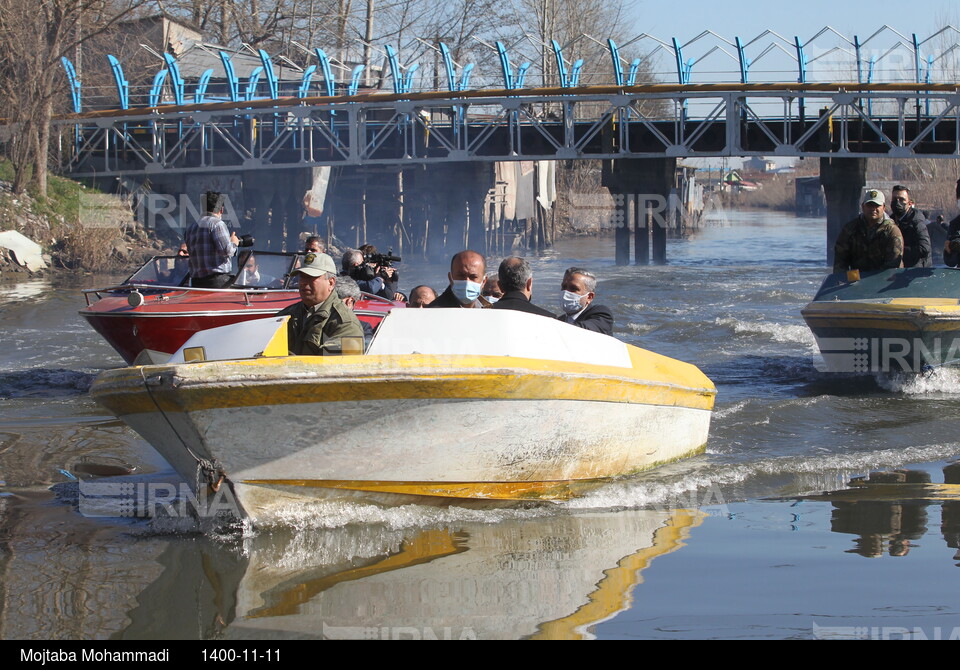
[820,157,867,269]
[603,158,677,265]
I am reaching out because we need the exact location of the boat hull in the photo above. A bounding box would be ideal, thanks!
[802,300,960,372]
[802,269,960,373]
[82,292,394,364]
[91,353,714,524]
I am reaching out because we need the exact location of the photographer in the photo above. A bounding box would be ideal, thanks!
[186,191,253,288]
[340,246,403,301]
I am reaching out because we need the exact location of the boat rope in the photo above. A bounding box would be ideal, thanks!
[138,367,228,493]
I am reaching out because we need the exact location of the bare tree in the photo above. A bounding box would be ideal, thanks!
[0,0,147,196]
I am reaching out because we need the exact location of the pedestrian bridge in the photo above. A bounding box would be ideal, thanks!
[55,25,960,177]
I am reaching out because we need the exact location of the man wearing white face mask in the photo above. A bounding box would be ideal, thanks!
[428,250,492,308]
[557,267,614,335]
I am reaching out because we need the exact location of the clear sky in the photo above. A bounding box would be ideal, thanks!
[630,1,960,167]
[637,0,957,44]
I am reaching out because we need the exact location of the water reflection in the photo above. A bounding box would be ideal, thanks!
[118,509,703,640]
[798,463,960,563]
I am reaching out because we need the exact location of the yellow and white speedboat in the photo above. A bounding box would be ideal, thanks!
[91,309,716,526]
[802,268,960,374]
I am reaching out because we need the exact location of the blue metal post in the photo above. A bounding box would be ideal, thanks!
[348,65,365,96]
[149,69,168,107]
[245,67,264,101]
[551,40,569,87]
[162,53,185,105]
[194,69,213,103]
[672,38,685,85]
[257,49,279,99]
[735,36,750,83]
[314,48,336,96]
[854,36,863,83]
[60,57,82,153]
[61,57,82,112]
[496,41,514,89]
[570,60,583,86]
[385,44,403,95]
[794,36,807,122]
[105,55,128,109]
[298,65,317,98]
[515,62,531,88]
[459,63,474,90]
[608,39,623,86]
[627,58,641,85]
[440,43,457,91]
[218,52,240,102]
[403,63,419,93]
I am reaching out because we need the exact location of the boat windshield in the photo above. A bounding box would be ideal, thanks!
[126,256,191,287]
[230,251,301,289]
[813,267,960,301]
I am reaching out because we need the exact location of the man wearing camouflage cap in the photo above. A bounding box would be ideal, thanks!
[276,252,364,355]
[833,189,904,274]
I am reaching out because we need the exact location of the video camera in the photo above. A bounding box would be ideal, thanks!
[361,249,402,283]
[363,250,402,268]
[238,234,255,248]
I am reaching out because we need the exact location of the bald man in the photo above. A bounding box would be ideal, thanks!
[428,250,492,308]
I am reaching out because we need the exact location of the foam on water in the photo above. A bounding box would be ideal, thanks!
[875,367,960,395]
[715,316,817,346]
[563,443,960,511]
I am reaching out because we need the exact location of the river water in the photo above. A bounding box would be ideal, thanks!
[2,208,960,641]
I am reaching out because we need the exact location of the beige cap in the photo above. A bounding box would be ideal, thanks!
[862,189,885,206]
[293,252,337,277]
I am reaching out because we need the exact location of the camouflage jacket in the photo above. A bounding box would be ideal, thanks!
[277,293,365,355]
[833,215,904,273]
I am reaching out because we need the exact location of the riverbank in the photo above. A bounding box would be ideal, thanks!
[0,161,163,279]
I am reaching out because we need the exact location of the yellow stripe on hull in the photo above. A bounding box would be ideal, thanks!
[93,351,716,418]
[242,478,594,501]
[241,442,707,504]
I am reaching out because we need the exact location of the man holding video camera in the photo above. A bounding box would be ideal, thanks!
[186,191,246,288]
[340,246,403,301]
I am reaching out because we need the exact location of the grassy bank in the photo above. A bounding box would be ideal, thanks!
[0,159,159,273]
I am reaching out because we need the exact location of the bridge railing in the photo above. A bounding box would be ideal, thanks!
[53,84,960,176]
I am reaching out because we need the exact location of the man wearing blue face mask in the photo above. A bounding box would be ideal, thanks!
[428,250,493,308]
[557,267,614,335]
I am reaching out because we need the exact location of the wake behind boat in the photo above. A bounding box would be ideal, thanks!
[802,267,960,373]
[80,249,401,365]
[90,309,716,527]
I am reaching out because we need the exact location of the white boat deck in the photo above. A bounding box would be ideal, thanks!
[169,309,633,368]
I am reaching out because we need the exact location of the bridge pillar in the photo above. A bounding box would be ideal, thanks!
[404,163,494,261]
[603,158,676,265]
[820,157,866,268]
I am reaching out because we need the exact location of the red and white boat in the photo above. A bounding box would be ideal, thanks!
[81,250,402,365]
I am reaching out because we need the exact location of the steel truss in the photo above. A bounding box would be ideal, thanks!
[55,85,960,177]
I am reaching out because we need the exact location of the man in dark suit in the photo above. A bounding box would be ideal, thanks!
[428,250,492,308]
[558,266,614,335]
[490,256,556,318]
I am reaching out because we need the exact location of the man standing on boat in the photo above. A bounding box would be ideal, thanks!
[278,252,365,356]
[428,250,492,308]
[556,267,614,335]
[833,190,904,274]
[186,192,239,288]
[490,256,556,317]
[890,185,932,268]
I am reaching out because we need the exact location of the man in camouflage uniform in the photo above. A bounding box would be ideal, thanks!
[833,189,904,273]
[277,252,364,355]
